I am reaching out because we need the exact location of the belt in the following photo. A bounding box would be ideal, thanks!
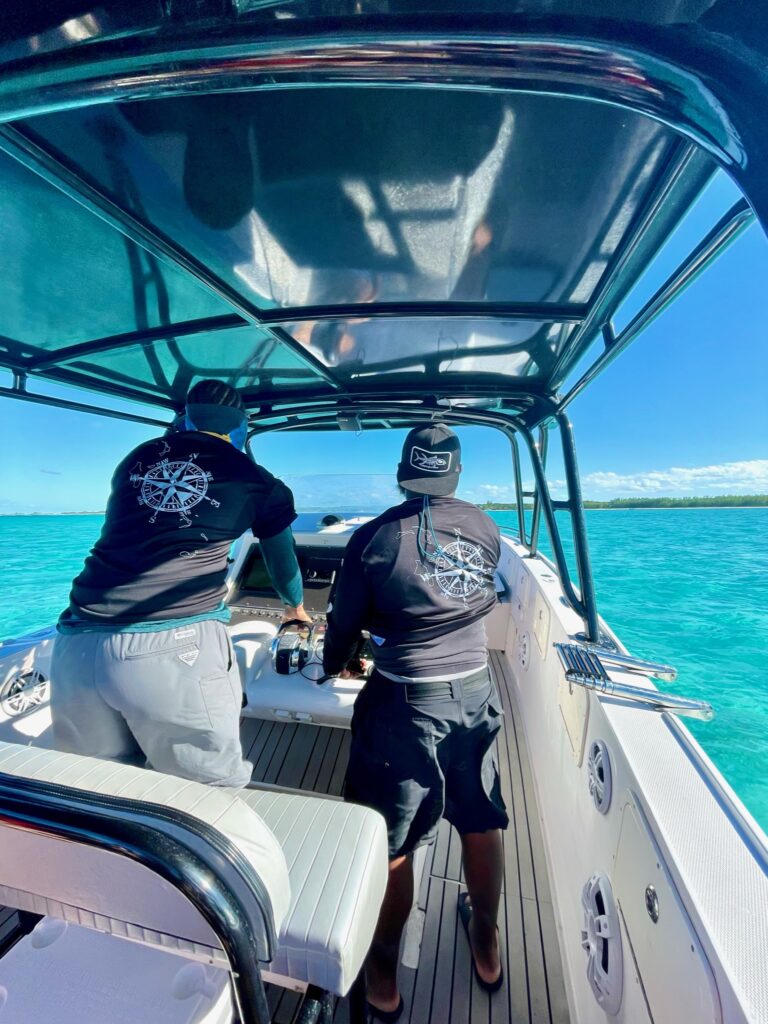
[399,666,490,701]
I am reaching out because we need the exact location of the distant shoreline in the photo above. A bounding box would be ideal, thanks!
[0,511,104,517]
[3,505,768,517]
[482,496,768,511]
[486,505,767,512]
[580,505,766,511]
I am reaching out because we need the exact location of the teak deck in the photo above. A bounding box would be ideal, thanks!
[0,650,570,1022]
[245,650,570,1024]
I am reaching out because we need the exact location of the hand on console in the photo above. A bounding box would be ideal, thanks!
[282,603,313,625]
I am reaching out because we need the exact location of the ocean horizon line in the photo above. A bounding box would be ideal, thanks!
[2,503,768,517]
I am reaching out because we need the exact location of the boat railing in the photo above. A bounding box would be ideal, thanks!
[554,642,714,721]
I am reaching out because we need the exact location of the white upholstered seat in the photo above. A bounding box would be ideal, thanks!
[0,741,388,999]
[241,786,388,995]
[0,741,291,963]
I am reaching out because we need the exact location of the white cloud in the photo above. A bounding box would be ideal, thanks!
[462,460,768,504]
[476,483,515,498]
[582,459,768,498]
[283,473,401,511]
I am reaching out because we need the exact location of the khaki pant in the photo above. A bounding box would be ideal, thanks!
[51,619,252,788]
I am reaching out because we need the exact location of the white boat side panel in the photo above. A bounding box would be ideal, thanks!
[512,559,531,624]
[614,792,721,1023]
[0,824,223,952]
[0,628,55,740]
[533,588,551,656]
[603,698,768,1024]
[0,919,232,1024]
[499,536,768,1024]
[484,599,509,652]
[0,626,56,658]
[557,665,591,766]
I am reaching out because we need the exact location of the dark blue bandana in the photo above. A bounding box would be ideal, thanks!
[185,402,247,449]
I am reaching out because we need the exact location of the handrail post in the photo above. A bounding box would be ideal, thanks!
[0,777,276,1024]
[510,433,527,545]
[519,425,587,620]
[556,412,600,642]
[529,424,548,555]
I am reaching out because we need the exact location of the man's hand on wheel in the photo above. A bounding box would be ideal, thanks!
[339,657,371,679]
[282,604,312,625]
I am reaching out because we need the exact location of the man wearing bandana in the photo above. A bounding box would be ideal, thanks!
[51,379,307,787]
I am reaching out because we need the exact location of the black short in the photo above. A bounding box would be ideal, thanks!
[344,668,509,859]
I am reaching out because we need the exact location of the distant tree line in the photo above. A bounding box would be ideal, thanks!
[481,503,533,510]
[480,494,768,510]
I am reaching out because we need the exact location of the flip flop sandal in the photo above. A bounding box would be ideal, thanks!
[366,995,404,1022]
[458,892,504,994]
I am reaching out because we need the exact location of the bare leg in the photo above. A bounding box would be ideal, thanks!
[460,830,503,984]
[366,854,413,1013]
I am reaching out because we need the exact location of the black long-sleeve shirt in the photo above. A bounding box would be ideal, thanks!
[63,432,297,625]
[323,497,500,680]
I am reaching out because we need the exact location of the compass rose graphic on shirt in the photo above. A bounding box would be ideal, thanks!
[430,538,488,600]
[130,455,219,526]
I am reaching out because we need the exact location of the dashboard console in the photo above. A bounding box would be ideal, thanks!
[225,518,511,728]
[227,525,357,623]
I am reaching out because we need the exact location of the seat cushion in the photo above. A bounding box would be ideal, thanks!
[240,787,388,996]
[0,743,291,947]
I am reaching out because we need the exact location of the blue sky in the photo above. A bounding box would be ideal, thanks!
[1,170,766,514]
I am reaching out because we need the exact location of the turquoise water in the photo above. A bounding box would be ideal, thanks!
[1,509,766,831]
[492,507,768,831]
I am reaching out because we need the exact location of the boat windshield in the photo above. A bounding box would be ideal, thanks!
[279,475,400,517]
[250,424,512,515]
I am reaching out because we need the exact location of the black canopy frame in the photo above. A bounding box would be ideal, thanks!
[0,17,755,414]
[0,7,765,715]
[247,398,598,639]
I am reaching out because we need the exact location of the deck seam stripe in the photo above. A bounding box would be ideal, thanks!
[507,668,556,1023]
[492,651,535,1022]
[295,726,323,789]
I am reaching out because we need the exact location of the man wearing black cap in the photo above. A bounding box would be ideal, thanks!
[323,425,508,1019]
[51,379,309,788]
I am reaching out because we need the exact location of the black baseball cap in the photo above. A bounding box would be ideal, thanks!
[397,424,461,496]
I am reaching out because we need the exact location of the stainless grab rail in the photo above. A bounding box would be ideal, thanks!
[554,643,713,721]
[573,643,678,681]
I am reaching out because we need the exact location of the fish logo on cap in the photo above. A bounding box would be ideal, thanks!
[410,446,452,473]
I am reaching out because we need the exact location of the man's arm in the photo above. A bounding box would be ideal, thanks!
[323,531,370,676]
[251,475,310,622]
[259,527,311,623]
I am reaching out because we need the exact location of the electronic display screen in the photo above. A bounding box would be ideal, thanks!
[240,547,277,594]
[235,544,341,614]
